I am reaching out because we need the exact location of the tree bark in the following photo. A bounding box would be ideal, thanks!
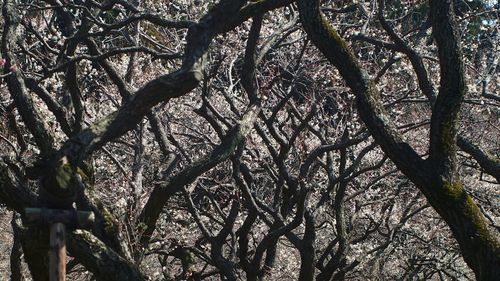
[297,0,500,279]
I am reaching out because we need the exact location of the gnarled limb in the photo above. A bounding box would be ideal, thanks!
[0,157,142,279]
[457,137,500,183]
[67,230,146,281]
[138,101,261,244]
[54,0,294,168]
[297,0,500,279]
[2,0,54,156]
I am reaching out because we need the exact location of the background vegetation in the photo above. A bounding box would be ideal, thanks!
[0,0,498,280]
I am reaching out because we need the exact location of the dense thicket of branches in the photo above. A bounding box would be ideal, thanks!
[0,0,498,280]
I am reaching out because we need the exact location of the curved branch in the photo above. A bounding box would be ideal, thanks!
[457,137,500,183]
[428,0,467,178]
[297,0,500,279]
[67,230,146,281]
[298,0,426,185]
[138,101,261,244]
[2,0,55,155]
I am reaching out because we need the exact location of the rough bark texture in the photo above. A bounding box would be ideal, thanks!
[67,231,147,281]
[138,102,261,244]
[1,0,54,155]
[297,0,500,279]
[2,0,497,279]
[0,0,291,279]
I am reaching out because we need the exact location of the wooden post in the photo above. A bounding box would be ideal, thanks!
[24,208,95,229]
[49,223,66,281]
[24,208,94,281]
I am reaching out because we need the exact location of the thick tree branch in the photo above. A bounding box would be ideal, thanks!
[298,0,426,185]
[428,0,467,178]
[2,0,55,155]
[67,231,146,281]
[55,0,292,166]
[138,101,261,244]
[457,137,500,183]
[297,0,500,279]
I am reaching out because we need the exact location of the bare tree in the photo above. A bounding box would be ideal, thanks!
[0,0,498,280]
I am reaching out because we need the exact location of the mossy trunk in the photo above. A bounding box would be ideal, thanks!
[425,178,500,280]
[297,0,500,279]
